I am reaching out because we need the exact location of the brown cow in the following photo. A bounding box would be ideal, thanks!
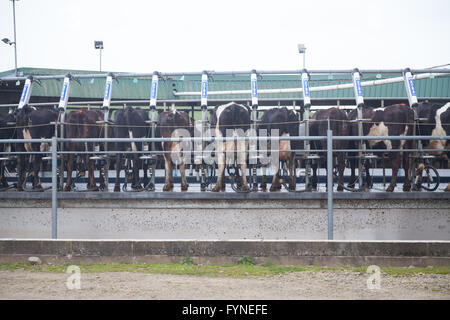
[64,109,105,191]
[309,107,349,191]
[157,110,191,191]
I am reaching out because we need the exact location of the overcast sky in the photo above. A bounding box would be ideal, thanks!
[0,0,449,74]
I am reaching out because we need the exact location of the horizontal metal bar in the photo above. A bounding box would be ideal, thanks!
[173,72,450,96]
[0,136,448,144]
[1,68,449,81]
[2,97,449,109]
[333,135,450,141]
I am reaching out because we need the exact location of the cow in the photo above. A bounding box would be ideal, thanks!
[413,101,450,191]
[309,107,349,191]
[64,109,105,191]
[14,105,59,191]
[210,102,251,192]
[112,106,151,192]
[348,103,414,192]
[258,107,299,191]
[0,112,17,189]
[157,110,191,191]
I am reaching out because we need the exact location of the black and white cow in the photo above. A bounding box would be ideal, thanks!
[112,106,151,192]
[15,105,59,191]
[210,102,251,192]
[348,103,414,192]
[414,101,450,191]
[258,107,299,191]
[0,112,17,189]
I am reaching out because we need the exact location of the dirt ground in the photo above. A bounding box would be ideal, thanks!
[0,269,449,300]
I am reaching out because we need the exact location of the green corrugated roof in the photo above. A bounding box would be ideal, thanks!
[1,67,449,102]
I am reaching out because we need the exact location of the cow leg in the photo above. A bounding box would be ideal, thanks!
[311,161,318,191]
[64,153,75,191]
[260,165,267,191]
[114,153,121,192]
[143,158,149,188]
[32,153,43,190]
[212,133,226,192]
[86,145,98,191]
[163,155,174,191]
[238,142,249,192]
[0,160,7,188]
[348,157,357,188]
[212,150,225,192]
[270,161,281,192]
[289,154,296,191]
[16,154,25,191]
[131,154,143,190]
[337,152,345,192]
[180,160,189,191]
[402,152,411,192]
[386,153,400,192]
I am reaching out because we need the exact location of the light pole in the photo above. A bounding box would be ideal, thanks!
[297,43,306,69]
[2,0,19,76]
[94,41,103,72]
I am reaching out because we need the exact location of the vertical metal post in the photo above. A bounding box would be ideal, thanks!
[250,70,259,191]
[12,0,18,76]
[51,136,58,239]
[200,71,208,191]
[301,70,311,188]
[352,68,365,190]
[327,129,333,240]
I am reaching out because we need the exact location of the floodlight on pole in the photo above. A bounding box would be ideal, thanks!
[3,0,20,76]
[94,41,104,72]
[297,43,306,69]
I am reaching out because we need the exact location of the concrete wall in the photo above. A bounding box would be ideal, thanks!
[0,195,449,240]
[0,239,449,267]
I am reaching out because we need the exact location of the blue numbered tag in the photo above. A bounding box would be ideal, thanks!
[251,79,257,98]
[201,79,208,99]
[303,79,310,97]
[151,80,158,100]
[20,84,29,102]
[60,83,68,101]
[408,78,416,96]
[104,82,111,100]
[355,79,363,96]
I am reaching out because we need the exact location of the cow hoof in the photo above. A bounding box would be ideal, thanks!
[337,185,344,192]
[445,185,450,192]
[269,185,281,192]
[114,186,121,192]
[240,184,250,192]
[386,185,395,192]
[163,184,173,192]
[403,184,411,192]
[33,185,44,191]
[64,185,72,192]
[181,184,189,192]
[211,185,221,192]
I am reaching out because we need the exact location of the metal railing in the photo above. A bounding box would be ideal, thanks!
[0,134,449,241]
